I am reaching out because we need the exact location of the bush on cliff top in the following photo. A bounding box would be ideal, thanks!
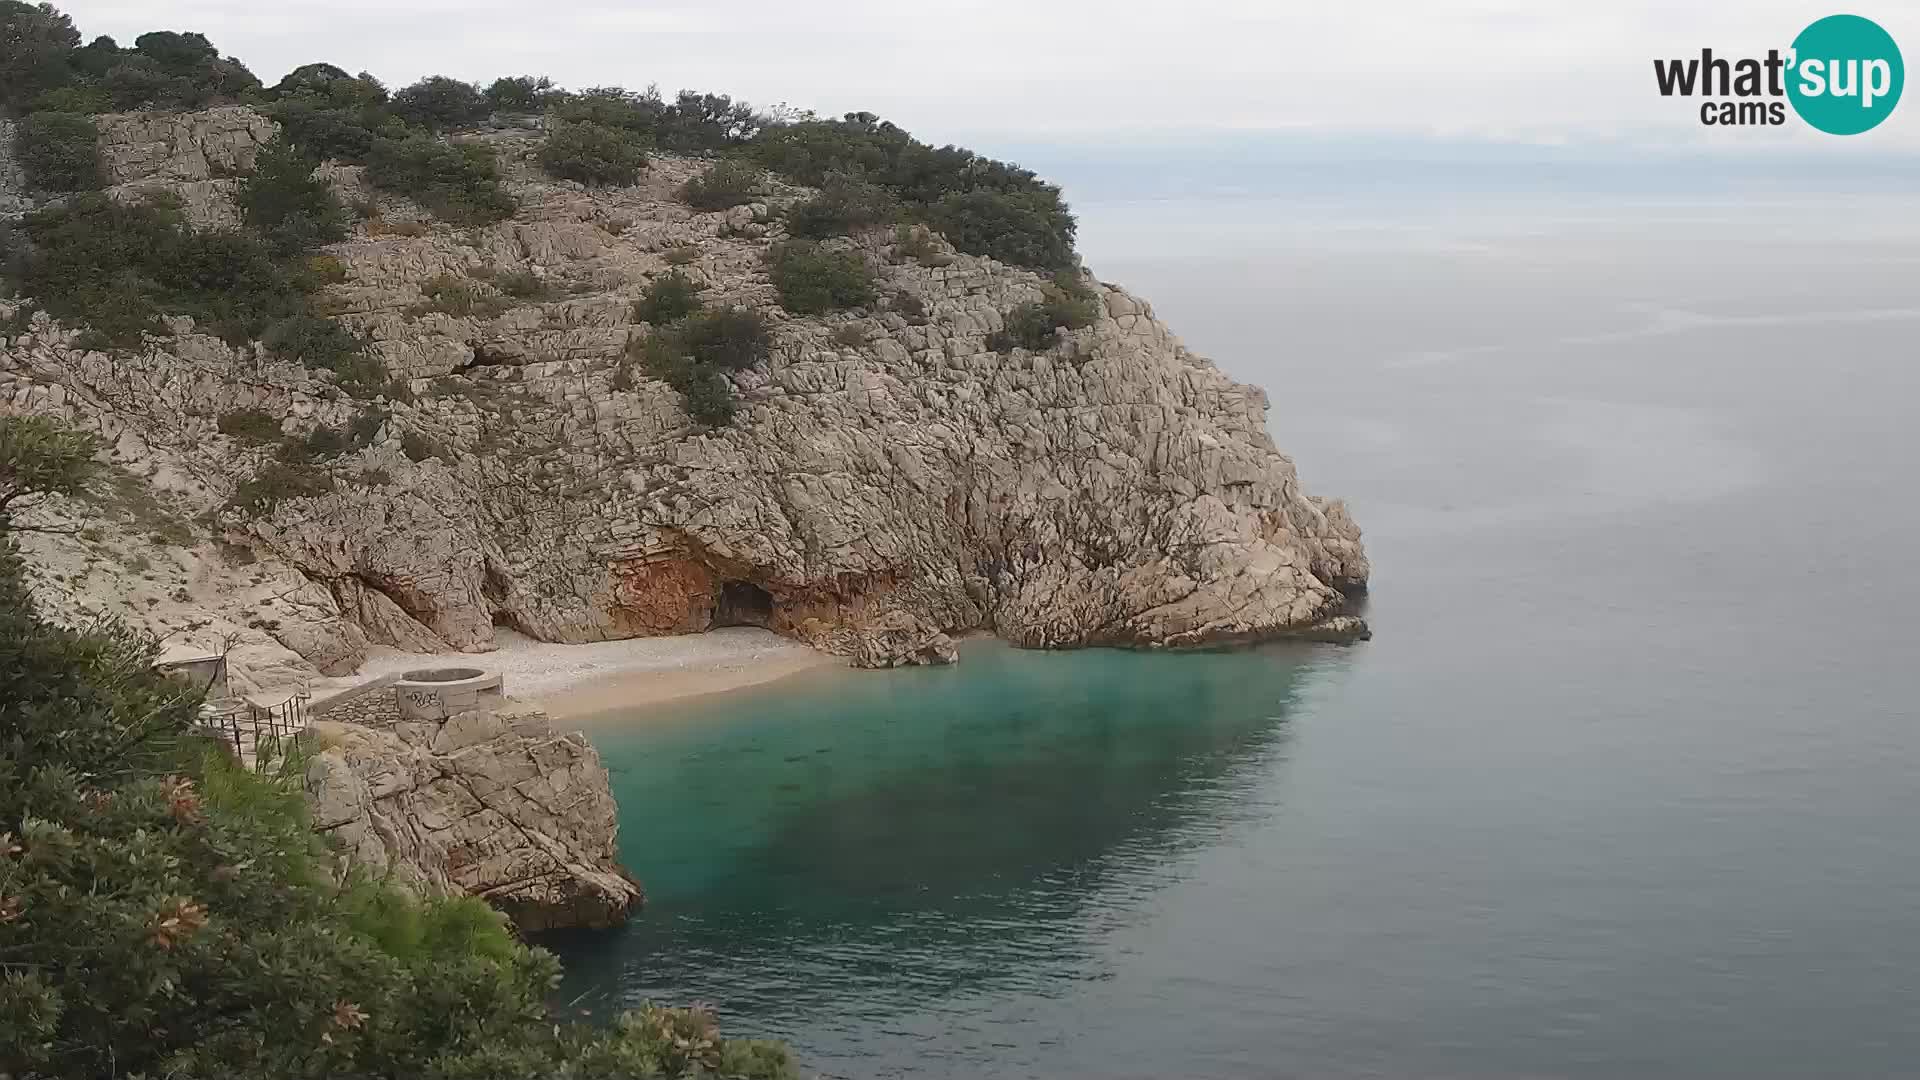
[14,193,381,389]
[538,119,648,187]
[632,269,703,325]
[236,138,349,256]
[0,418,799,1078]
[988,273,1101,353]
[680,157,763,211]
[768,241,876,315]
[15,109,101,191]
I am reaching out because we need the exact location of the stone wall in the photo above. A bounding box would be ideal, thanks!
[311,677,403,727]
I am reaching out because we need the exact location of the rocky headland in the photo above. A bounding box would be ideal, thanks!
[2,106,1369,690]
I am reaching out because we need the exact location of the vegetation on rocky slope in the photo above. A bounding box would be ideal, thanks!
[0,414,797,1079]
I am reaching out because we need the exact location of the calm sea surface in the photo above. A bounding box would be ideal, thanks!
[549,195,1920,1078]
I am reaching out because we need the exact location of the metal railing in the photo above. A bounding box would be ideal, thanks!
[198,688,311,767]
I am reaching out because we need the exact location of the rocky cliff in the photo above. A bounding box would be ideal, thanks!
[0,108,1369,686]
[304,706,643,931]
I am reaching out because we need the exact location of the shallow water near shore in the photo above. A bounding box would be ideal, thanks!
[547,195,1920,1078]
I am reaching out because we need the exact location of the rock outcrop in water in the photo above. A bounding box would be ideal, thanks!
[0,106,1369,687]
[303,706,642,931]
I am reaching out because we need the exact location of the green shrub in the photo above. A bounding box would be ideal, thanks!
[400,430,443,462]
[390,75,487,131]
[768,242,875,315]
[262,310,359,367]
[550,86,760,153]
[275,425,348,464]
[638,334,735,426]
[632,270,703,324]
[891,288,927,319]
[18,195,313,349]
[33,83,109,113]
[988,274,1100,353]
[364,134,516,225]
[236,138,348,256]
[492,267,554,300]
[748,112,1078,269]
[786,173,897,239]
[409,273,507,319]
[216,408,280,444]
[677,306,770,371]
[925,189,1077,271]
[227,459,334,514]
[0,456,802,1080]
[831,323,867,348]
[348,407,386,446]
[680,158,763,211]
[539,120,647,186]
[483,74,555,114]
[0,1,80,113]
[16,109,101,191]
[265,99,386,162]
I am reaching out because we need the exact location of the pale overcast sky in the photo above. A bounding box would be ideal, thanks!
[47,1,1920,149]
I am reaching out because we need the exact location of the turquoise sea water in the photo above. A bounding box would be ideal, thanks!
[548,197,1920,1078]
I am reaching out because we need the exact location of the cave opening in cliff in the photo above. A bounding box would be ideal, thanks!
[712,580,774,628]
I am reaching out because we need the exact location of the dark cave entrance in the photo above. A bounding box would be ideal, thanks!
[713,580,775,628]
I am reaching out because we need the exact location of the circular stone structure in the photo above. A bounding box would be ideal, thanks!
[392,666,506,721]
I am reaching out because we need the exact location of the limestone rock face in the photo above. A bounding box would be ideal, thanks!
[304,709,643,931]
[0,108,1371,685]
[96,107,277,230]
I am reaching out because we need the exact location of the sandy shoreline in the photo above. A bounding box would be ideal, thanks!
[308,626,838,719]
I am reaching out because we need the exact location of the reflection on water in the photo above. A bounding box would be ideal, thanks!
[548,642,1346,1043]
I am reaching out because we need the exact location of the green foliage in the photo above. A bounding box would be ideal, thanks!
[0,501,803,1078]
[549,86,761,153]
[786,172,898,239]
[538,120,647,186]
[677,306,771,371]
[348,407,386,447]
[390,75,487,131]
[410,272,509,319]
[214,408,280,444]
[768,242,876,315]
[748,111,1077,269]
[483,74,555,114]
[15,109,100,191]
[925,189,1077,272]
[831,323,867,348]
[103,30,259,109]
[491,267,553,300]
[274,424,348,464]
[236,138,347,256]
[639,335,735,427]
[263,99,387,162]
[0,413,100,524]
[224,459,334,514]
[19,195,304,348]
[680,157,763,211]
[400,430,443,462]
[632,270,702,324]
[31,82,106,112]
[364,133,517,225]
[0,1,81,115]
[631,306,769,426]
[987,273,1100,353]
